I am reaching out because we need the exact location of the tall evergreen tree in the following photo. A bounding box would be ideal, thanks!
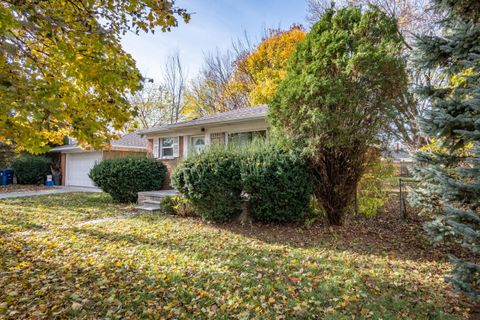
[270,6,408,225]
[411,0,480,301]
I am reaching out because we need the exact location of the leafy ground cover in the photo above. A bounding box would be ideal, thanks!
[0,193,475,319]
[0,193,129,233]
[0,185,51,193]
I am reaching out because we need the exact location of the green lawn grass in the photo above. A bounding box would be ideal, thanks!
[0,193,468,319]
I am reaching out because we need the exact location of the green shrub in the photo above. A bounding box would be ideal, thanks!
[240,144,313,223]
[357,158,394,216]
[12,155,51,185]
[172,147,242,222]
[160,195,196,217]
[160,195,177,215]
[89,157,167,203]
[173,142,314,224]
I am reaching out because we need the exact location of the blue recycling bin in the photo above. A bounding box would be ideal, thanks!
[4,169,14,185]
[0,169,14,186]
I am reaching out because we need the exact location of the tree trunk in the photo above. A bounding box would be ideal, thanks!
[309,146,368,226]
[326,208,343,225]
[315,187,350,226]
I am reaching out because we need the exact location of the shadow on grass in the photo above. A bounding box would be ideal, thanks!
[0,193,472,318]
[0,193,129,234]
[0,221,465,319]
[209,195,472,264]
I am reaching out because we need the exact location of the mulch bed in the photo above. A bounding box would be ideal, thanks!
[0,185,51,193]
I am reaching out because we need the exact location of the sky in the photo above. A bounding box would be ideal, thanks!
[121,0,308,82]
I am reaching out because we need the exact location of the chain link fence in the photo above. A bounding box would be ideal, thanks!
[392,160,420,220]
[398,177,419,220]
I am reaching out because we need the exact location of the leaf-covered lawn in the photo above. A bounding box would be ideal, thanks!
[0,193,128,233]
[0,193,471,319]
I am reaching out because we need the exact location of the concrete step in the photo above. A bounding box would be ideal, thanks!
[143,200,161,205]
[137,190,179,206]
[135,204,162,212]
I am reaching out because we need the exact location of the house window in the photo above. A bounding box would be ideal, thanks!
[228,130,266,146]
[160,137,174,157]
[191,136,206,154]
[210,132,225,145]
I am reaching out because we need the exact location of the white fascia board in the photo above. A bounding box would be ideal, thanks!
[49,145,82,152]
[140,117,268,138]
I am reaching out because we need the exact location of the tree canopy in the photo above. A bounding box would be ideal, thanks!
[229,26,306,105]
[307,0,444,150]
[0,0,189,153]
[183,26,305,117]
[270,6,408,225]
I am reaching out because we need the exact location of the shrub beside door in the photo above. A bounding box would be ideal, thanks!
[240,146,313,223]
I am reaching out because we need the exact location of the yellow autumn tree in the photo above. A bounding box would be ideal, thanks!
[1,1,189,154]
[229,26,306,105]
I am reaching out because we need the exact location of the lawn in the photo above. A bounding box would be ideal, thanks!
[0,193,130,233]
[0,193,472,319]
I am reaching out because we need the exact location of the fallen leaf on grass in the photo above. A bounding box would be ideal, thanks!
[71,302,82,311]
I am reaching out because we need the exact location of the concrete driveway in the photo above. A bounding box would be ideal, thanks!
[0,186,102,200]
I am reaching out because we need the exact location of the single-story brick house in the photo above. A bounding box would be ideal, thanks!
[50,133,147,188]
[138,104,269,189]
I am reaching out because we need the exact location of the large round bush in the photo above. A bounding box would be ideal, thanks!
[12,155,52,185]
[172,147,242,222]
[89,157,167,203]
[241,145,313,223]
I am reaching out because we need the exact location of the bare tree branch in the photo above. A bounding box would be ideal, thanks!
[127,82,169,130]
[163,52,187,123]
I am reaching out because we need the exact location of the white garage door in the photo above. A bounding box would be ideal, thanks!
[66,152,103,187]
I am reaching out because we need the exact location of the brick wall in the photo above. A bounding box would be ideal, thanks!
[147,139,153,155]
[161,159,179,189]
[143,136,185,189]
[60,153,66,186]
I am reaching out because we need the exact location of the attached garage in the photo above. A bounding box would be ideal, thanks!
[49,133,147,188]
[65,152,103,187]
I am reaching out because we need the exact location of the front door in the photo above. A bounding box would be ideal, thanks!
[191,136,206,154]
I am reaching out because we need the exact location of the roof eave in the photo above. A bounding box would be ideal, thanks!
[49,145,146,153]
[49,146,81,152]
[138,115,268,136]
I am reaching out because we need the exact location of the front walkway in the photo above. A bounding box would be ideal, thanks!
[0,186,102,199]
